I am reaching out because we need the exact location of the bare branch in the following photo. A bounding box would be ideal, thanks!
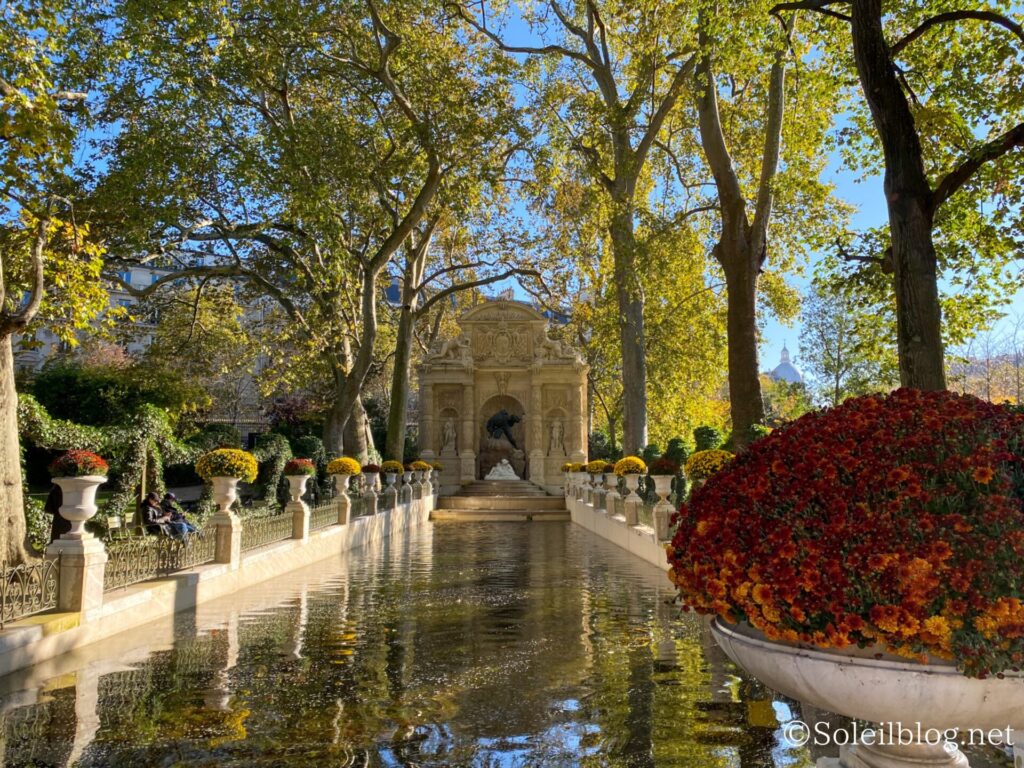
[769,0,851,22]
[931,121,1024,213]
[891,10,1024,57]
[0,211,50,336]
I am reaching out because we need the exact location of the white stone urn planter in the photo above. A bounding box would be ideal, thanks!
[285,474,310,504]
[711,619,1024,767]
[402,470,413,486]
[332,474,352,494]
[53,475,107,538]
[651,474,673,503]
[384,472,398,490]
[211,476,240,515]
[622,473,642,503]
[368,472,381,493]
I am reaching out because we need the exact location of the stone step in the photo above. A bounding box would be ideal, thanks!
[455,480,553,497]
[457,489,550,498]
[438,496,566,510]
[431,509,570,522]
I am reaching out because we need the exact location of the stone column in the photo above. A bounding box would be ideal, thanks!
[420,382,436,460]
[529,382,545,485]
[289,497,310,541]
[460,381,476,482]
[45,534,107,617]
[213,509,242,569]
[570,377,587,463]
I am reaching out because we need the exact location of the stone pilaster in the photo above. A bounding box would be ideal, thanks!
[45,535,107,617]
[460,382,476,482]
[421,382,435,458]
[213,511,242,569]
[336,493,351,525]
[289,499,310,541]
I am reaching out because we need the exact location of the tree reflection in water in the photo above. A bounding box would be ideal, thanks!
[0,523,1012,766]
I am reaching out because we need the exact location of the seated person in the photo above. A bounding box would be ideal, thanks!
[161,492,196,534]
[141,492,189,539]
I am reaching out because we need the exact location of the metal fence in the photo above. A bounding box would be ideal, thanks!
[104,527,217,591]
[0,557,61,627]
[240,513,293,552]
[350,494,369,519]
[309,500,336,532]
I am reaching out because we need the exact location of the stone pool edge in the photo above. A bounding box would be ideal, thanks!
[566,494,668,570]
[0,497,433,678]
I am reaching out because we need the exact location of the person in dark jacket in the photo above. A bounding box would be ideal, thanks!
[161,493,196,535]
[44,484,70,543]
[140,492,189,538]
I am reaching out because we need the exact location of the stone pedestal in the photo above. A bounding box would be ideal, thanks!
[213,511,242,569]
[817,740,969,767]
[623,498,640,526]
[289,500,310,541]
[45,535,107,616]
[363,489,378,516]
[336,494,351,525]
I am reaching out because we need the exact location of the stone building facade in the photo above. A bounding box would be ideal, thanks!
[417,300,588,493]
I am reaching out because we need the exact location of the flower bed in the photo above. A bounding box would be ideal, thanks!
[284,458,316,476]
[684,449,733,482]
[648,457,680,475]
[613,456,646,476]
[667,389,1024,677]
[381,460,404,474]
[326,457,361,475]
[49,450,108,477]
[195,449,258,482]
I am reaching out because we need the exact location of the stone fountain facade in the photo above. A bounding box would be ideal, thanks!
[417,300,588,494]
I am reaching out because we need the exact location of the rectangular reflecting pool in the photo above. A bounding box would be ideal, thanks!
[0,522,1011,766]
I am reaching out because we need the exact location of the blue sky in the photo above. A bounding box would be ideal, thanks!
[761,160,1024,379]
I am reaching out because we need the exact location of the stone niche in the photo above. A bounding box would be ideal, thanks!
[417,300,588,494]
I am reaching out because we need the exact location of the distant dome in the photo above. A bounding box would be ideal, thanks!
[770,345,804,385]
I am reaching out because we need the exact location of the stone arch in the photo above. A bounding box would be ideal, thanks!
[478,394,526,479]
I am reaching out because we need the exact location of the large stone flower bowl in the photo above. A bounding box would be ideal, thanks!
[711,619,1024,768]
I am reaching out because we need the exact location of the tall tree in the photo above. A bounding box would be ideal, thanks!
[88,0,521,458]
[458,0,703,453]
[382,215,538,462]
[0,0,108,561]
[774,0,1024,389]
[690,4,844,445]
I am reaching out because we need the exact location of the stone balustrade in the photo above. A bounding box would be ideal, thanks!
[563,473,674,571]
[45,472,438,618]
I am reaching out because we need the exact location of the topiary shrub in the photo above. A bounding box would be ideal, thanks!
[664,437,690,465]
[641,443,662,464]
[693,426,723,453]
